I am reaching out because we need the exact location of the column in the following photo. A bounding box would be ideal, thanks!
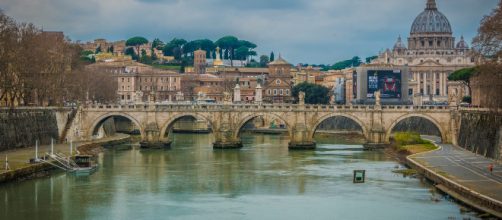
[423,73,428,96]
[417,72,421,94]
[432,72,437,97]
[444,73,448,95]
[439,73,444,96]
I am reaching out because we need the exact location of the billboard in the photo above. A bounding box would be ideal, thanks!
[367,70,402,99]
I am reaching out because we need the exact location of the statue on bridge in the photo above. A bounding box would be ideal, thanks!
[374,90,381,106]
[299,92,305,105]
[223,92,232,104]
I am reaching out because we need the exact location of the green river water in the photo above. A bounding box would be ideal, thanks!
[0,133,481,220]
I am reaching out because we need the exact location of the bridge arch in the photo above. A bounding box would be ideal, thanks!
[233,113,293,139]
[88,112,143,139]
[310,113,369,140]
[159,113,215,139]
[385,114,445,142]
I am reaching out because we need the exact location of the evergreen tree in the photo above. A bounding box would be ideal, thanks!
[270,51,275,62]
[292,82,330,104]
[95,46,102,54]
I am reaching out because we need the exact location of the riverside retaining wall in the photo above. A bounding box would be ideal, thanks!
[457,111,502,160]
[0,108,71,151]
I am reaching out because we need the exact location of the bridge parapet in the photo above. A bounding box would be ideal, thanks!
[84,104,455,113]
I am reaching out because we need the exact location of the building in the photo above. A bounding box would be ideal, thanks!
[89,62,182,104]
[294,66,320,85]
[264,55,294,103]
[373,0,475,104]
[80,39,126,56]
[353,65,410,105]
[194,49,207,75]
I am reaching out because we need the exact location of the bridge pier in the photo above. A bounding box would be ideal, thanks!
[288,141,316,150]
[213,141,243,149]
[289,123,316,150]
[213,123,243,149]
[363,125,387,149]
[140,123,171,149]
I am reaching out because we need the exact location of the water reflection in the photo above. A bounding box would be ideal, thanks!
[0,133,480,220]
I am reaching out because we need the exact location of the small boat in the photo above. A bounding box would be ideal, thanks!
[71,155,98,175]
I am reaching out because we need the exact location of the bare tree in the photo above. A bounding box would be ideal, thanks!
[471,1,502,110]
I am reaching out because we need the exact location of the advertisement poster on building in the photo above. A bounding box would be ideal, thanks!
[367,70,402,99]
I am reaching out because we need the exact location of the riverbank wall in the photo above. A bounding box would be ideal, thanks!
[0,135,130,184]
[0,107,73,151]
[406,149,502,218]
[457,111,502,161]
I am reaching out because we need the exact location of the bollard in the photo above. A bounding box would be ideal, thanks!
[5,155,10,171]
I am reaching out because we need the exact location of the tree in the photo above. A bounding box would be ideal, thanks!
[126,36,148,61]
[152,38,165,50]
[216,36,239,66]
[107,45,114,53]
[327,56,362,70]
[235,46,250,61]
[95,45,102,54]
[448,67,476,97]
[470,1,502,109]
[125,47,138,60]
[473,1,502,59]
[163,38,187,60]
[260,55,269,67]
[270,51,275,62]
[365,55,378,63]
[292,82,330,104]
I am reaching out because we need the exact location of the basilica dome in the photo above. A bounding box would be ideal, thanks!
[410,0,452,34]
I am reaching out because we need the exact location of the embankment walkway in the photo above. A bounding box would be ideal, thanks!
[408,136,502,217]
[0,134,129,174]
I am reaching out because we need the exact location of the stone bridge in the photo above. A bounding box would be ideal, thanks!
[68,103,458,149]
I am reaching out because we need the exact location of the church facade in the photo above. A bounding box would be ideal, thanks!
[373,0,476,104]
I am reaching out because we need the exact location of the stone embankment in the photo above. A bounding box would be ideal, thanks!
[406,140,502,218]
[457,111,502,160]
[0,135,130,184]
[0,108,71,151]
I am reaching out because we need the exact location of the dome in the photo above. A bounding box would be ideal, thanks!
[268,55,290,66]
[456,36,469,49]
[393,36,407,51]
[410,0,452,34]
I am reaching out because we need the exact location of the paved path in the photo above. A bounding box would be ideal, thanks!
[411,136,502,203]
[0,134,129,174]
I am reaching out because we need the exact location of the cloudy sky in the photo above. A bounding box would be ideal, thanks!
[0,0,498,64]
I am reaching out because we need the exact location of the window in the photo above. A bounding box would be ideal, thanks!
[276,79,280,85]
[127,95,131,100]
[408,89,413,95]
[121,95,125,100]
[121,86,124,90]
[286,89,290,95]
[436,89,440,96]
[274,89,277,95]
[280,89,283,95]
[121,78,124,82]
[127,78,130,82]
[268,90,271,95]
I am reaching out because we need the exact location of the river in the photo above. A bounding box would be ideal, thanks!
[0,133,481,219]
